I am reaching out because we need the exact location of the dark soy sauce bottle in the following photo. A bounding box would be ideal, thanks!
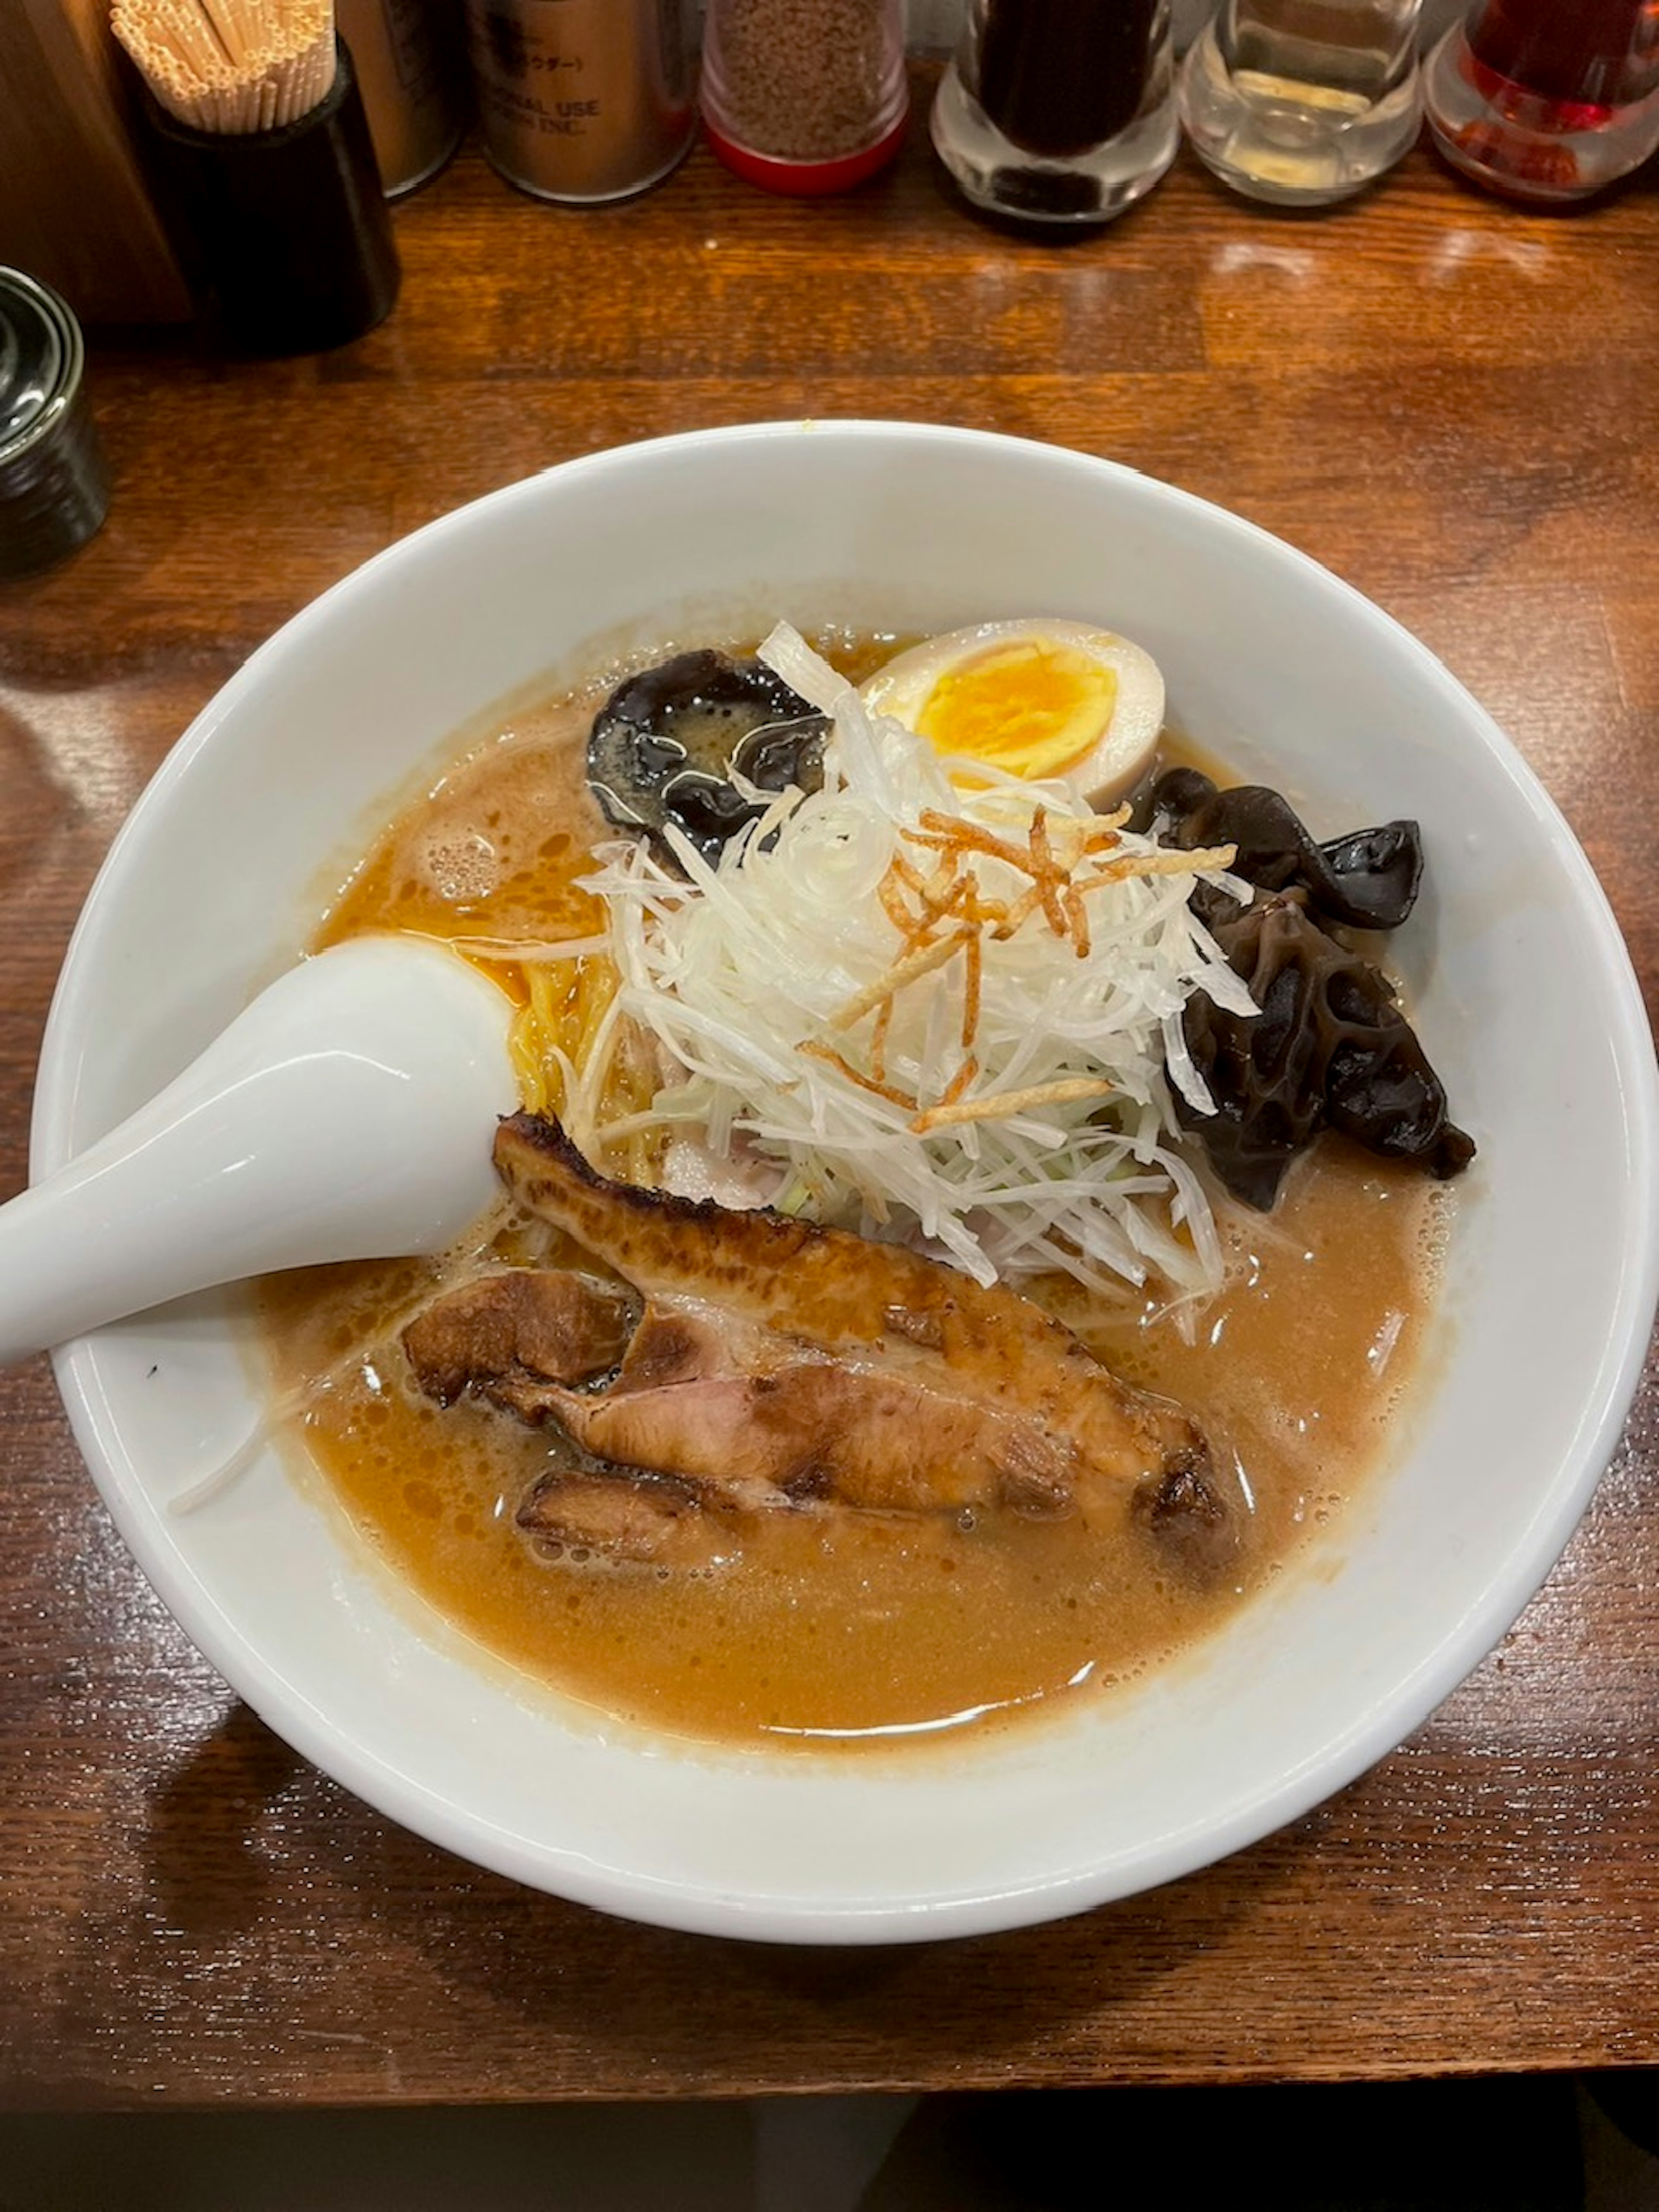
[930,0,1179,222]
[979,0,1164,156]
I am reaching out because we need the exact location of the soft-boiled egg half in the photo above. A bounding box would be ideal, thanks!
[859,619,1165,805]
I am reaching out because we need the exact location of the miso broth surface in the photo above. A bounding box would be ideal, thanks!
[262,654,1450,1751]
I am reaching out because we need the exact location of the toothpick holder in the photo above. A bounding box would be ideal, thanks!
[139,38,400,356]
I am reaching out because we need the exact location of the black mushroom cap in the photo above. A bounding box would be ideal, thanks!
[1135,766,1424,931]
[588,648,830,870]
[1176,893,1476,1211]
[1130,767,1473,1210]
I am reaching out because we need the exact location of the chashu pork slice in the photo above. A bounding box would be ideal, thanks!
[403,1267,636,1411]
[403,1279,1088,1522]
[484,1295,1092,1518]
[489,1112,1220,1528]
[518,1464,719,1569]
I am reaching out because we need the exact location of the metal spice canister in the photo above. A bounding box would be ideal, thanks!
[0,270,110,581]
[701,0,909,192]
[336,0,470,196]
[463,0,695,201]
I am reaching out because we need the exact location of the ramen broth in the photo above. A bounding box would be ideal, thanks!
[259,646,1451,1749]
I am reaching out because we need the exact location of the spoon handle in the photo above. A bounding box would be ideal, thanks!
[1,939,513,1369]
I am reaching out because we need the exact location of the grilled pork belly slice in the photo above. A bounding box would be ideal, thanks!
[544,1351,1080,1518]
[492,1111,1215,1504]
[404,1279,1081,1519]
[518,1466,720,1568]
[399,1113,1232,1568]
[402,1267,637,1411]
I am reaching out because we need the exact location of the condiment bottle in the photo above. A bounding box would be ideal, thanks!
[699,0,909,193]
[462,0,695,202]
[930,0,1179,224]
[1179,0,1425,205]
[0,269,110,578]
[1424,0,1659,203]
[335,0,469,196]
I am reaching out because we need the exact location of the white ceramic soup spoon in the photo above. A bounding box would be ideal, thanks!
[0,935,516,1370]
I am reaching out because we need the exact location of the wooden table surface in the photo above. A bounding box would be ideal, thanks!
[2,97,1657,2107]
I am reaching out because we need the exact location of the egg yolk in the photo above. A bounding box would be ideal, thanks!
[913,643,1118,781]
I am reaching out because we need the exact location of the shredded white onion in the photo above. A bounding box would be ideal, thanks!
[565,625,1254,1305]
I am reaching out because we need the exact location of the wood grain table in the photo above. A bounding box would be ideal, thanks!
[2,99,1657,2107]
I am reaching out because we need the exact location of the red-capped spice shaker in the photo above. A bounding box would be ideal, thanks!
[700,0,909,193]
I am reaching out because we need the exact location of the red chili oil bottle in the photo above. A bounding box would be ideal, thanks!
[1425,0,1659,202]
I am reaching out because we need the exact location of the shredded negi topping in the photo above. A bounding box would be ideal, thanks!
[519,624,1254,1305]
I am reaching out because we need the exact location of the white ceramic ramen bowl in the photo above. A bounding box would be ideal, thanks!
[34,422,1659,1945]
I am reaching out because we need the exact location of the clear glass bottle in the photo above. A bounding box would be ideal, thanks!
[1179,0,1424,205]
[700,0,909,194]
[931,0,1179,224]
[1424,0,1659,204]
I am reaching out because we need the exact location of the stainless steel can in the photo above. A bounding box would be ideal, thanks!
[463,0,695,202]
[0,270,110,581]
[336,0,470,197]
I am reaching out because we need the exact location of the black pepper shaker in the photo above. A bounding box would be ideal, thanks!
[701,0,909,193]
[931,0,1179,223]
